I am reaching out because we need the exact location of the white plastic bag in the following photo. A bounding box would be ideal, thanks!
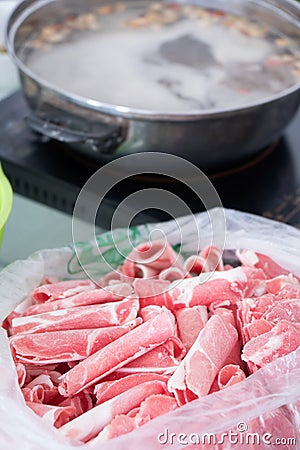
[0,208,299,450]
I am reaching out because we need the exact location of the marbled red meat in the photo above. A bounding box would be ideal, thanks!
[60,380,168,442]
[175,306,208,351]
[32,279,96,303]
[93,394,177,443]
[134,279,170,307]
[168,315,238,404]
[10,319,141,364]
[167,267,253,309]
[242,320,300,368]
[264,299,300,324]
[236,250,290,279]
[95,373,169,404]
[59,310,175,396]
[122,240,183,280]
[3,241,300,446]
[24,287,130,316]
[217,364,246,389]
[26,402,77,428]
[11,296,139,334]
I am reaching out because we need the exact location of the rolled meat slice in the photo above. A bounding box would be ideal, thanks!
[117,336,184,374]
[59,310,175,396]
[139,306,176,333]
[16,362,27,387]
[32,279,96,303]
[217,364,246,390]
[91,394,178,444]
[168,315,238,404]
[10,319,142,364]
[26,402,77,428]
[88,415,136,445]
[26,374,54,389]
[168,267,250,309]
[122,240,183,279]
[266,274,300,295]
[139,305,165,322]
[242,320,300,369]
[25,365,63,380]
[244,318,273,341]
[111,343,179,376]
[213,307,236,327]
[184,246,224,276]
[175,306,208,352]
[3,297,34,334]
[95,373,170,405]
[22,373,60,404]
[158,267,186,282]
[134,394,177,426]
[123,262,158,279]
[24,288,129,316]
[184,255,207,276]
[199,245,224,272]
[11,296,139,335]
[236,250,291,279]
[134,279,170,308]
[22,385,45,403]
[264,299,300,324]
[212,308,244,368]
[60,380,168,442]
[58,393,93,417]
[135,267,261,309]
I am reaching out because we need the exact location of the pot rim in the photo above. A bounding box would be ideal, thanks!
[5,0,300,121]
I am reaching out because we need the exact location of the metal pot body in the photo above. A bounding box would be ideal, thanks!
[6,0,300,170]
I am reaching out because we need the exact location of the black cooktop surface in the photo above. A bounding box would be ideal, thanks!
[1,92,300,228]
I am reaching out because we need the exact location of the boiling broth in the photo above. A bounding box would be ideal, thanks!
[25,1,300,112]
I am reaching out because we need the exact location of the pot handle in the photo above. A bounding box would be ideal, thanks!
[26,114,127,154]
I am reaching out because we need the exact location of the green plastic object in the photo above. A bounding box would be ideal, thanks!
[0,164,13,247]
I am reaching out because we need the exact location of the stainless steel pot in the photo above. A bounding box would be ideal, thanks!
[5,0,300,170]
